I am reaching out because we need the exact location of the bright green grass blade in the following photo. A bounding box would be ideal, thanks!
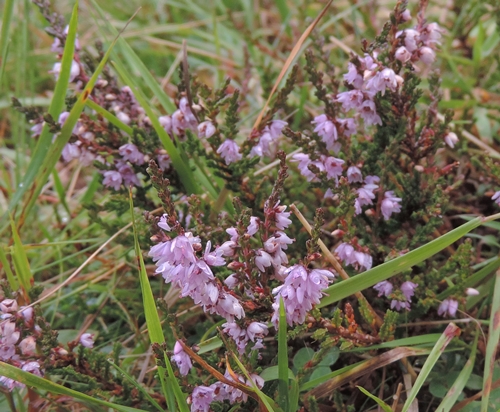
[230,353,281,412]
[0,0,15,86]
[9,214,33,293]
[85,99,134,136]
[0,361,147,412]
[357,386,392,412]
[345,334,442,352]
[278,297,289,411]
[14,13,120,225]
[319,216,485,308]
[129,192,189,412]
[51,169,71,216]
[0,245,18,290]
[401,323,460,412]
[107,360,164,412]
[481,269,500,412]
[112,61,199,195]
[435,332,478,412]
[300,360,367,391]
[88,0,176,113]
[5,2,78,215]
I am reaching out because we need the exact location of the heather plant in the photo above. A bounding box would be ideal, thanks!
[1,0,500,411]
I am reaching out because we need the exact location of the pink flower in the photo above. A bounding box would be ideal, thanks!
[268,120,287,138]
[102,170,122,190]
[118,164,141,187]
[337,118,357,136]
[444,132,458,148]
[360,100,382,126]
[397,29,420,52]
[374,280,393,297]
[344,62,364,88]
[191,385,215,412]
[80,333,94,348]
[312,114,338,151]
[246,217,260,236]
[381,191,402,220]
[492,191,500,205]
[0,299,18,313]
[438,298,459,317]
[197,121,216,138]
[418,46,436,65]
[19,336,36,355]
[324,156,345,180]
[400,281,418,300]
[171,341,192,376]
[335,243,356,265]
[395,46,412,63]
[217,139,242,165]
[465,288,480,296]
[347,166,363,183]
[365,68,398,95]
[336,90,365,111]
[119,143,144,165]
[158,214,172,231]
[419,22,443,44]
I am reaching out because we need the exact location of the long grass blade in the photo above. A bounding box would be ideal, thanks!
[481,269,500,412]
[319,216,486,307]
[278,297,289,411]
[401,323,460,412]
[129,191,189,412]
[357,386,392,412]
[0,361,147,412]
[0,0,15,86]
[435,332,479,412]
[5,2,78,216]
[9,214,33,294]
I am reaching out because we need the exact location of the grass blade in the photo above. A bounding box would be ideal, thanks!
[435,332,479,412]
[481,269,500,412]
[9,214,33,294]
[85,99,134,136]
[278,297,289,411]
[129,191,189,412]
[6,2,78,215]
[107,360,164,412]
[0,361,148,412]
[0,244,18,290]
[0,0,15,86]
[319,216,486,307]
[401,323,460,412]
[357,386,392,412]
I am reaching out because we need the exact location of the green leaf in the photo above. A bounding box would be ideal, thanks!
[0,361,147,412]
[318,348,339,366]
[278,297,289,411]
[401,323,460,412]
[473,22,485,67]
[319,216,485,308]
[129,192,189,412]
[357,386,392,412]
[260,366,296,382]
[292,347,314,370]
[309,367,332,382]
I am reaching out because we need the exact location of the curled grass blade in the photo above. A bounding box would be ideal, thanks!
[319,216,488,308]
[0,361,148,412]
[435,332,479,412]
[401,323,461,412]
[481,269,500,412]
[129,191,188,412]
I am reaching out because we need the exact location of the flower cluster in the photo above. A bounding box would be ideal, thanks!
[395,21,444,66]
[373,280,418,311]
[250,120,288,159]
[0,299,41,391]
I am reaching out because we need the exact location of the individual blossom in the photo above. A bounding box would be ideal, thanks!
[273,203,293,230]
[438,298,459,317]
[19,336,36,355]
[80,333,94,348]
[337,118,357,136]
[246,217,260,236]
[344,62,364,88]
[465,288,480,296]
[360,100,382,126]
[381,191,402,220]
[365,68,398,95]
[157,153,171,170]
[353,251,372,271]
[119,143,145,165]
[268,120,287,138]
[197,121,216,139]
[172,97,198,135]
[397,29,420,52]
[374,280,393,297]
[217,139,242,165]
[335,242,356,266]
[418,46,436,65]
[444,132,458,148]
[51,59,80,82]
[395,46,412,63]
[492,191,500,206]
[118,163,141,187]
[171,341,192,376]
[400,281,418,300]
[324,156,345,181]
[347,166,363,183]
[102,170,122,190]
[419,22,443,45]
[336,90,364,112]
[190,385,215,412]
[312,114,338,150]
[292,153,323,182]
